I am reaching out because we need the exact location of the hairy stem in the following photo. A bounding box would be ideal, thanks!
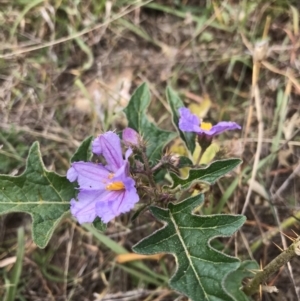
[243,237,300,296]
[140,146,157,192]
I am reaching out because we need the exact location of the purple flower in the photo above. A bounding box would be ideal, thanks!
[178,107,241,136]
[67,131,139,224]
[123,127,139,146]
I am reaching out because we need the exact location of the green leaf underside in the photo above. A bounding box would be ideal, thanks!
[133,194,246,301]
[166,86,196,154]
[170,159,241,189]
[71,135,93,163]
[0,142,74,248]
[225,260,259,301]
[124,83,176,164]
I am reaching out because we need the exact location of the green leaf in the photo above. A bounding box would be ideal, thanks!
[92,217,106,232]
[133,194,246,301]
[170,159,241,189]
[166,86,196,154]
[71,135,93,163]
[225,260,259,301]
[0,142,74,248]
[124,83,176,163]
[177,156,193,168]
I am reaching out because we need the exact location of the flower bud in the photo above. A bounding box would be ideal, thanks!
[123,127,140,146]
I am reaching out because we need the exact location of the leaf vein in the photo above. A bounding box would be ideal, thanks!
[170,214,209,300]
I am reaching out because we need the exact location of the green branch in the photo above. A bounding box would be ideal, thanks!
[243,237,300,296]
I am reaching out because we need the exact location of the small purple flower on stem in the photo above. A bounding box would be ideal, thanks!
[67,131,139,224]
[178,107,241,137]
[123,127,139,146]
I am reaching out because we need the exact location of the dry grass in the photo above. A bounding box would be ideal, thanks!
[1,0,300,300]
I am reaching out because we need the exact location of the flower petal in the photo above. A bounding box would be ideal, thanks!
[178,107,241,137]
[92,131,124,172]
[70,191,100,224]
[204,121,241,136]
[125,148,133,160]
[67,162,108,189]
[68,130,139,225]
[66,166,78,182]
[178,107,202,133]
[96,178,139,223]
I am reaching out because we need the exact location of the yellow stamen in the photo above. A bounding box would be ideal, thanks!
[106,181,125,191]
[108,173,114,179]
[200,122,212,131]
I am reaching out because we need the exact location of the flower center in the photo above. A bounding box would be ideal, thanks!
[106,181,125,191]
[200,122,212,131]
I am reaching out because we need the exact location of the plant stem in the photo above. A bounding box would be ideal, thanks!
[140,146,157,191]
[195,148,203,166]
[151,161,164,173]
[243,237,300,296]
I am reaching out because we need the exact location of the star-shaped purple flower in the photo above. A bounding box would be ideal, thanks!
[178,107,241,136]
[67,131,139,224]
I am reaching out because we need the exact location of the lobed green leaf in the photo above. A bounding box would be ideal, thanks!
[225,260,259,301]
[177,156,193,168]
[0,142,73,248]
[133,194,246,301]
[123,83,176,164]
[170,158,241,189]
[71,135,93,163]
